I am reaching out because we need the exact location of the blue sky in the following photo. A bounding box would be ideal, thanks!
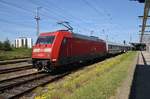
[0,0,144,44]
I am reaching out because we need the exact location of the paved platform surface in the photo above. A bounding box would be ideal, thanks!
[129,51,150,99]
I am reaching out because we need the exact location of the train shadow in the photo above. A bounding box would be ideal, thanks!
[129,52,150,99]
[129,64,150,99]
[48,53,123,76]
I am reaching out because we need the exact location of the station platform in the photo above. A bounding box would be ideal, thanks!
[137,51,150,65]
[129,51,150,99]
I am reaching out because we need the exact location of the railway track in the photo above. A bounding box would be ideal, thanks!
[0,58,30,65]
[0,65,33,74]
[0,71,69,99]
[0,54,122,99]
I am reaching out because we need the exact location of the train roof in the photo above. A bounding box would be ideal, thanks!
[107,42,123,46]
[40,30,106,42]
[107,42,131,47]
[72,33,105,42]
[57,30,105,42]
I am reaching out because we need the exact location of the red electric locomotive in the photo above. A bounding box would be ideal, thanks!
[32,30,107,71]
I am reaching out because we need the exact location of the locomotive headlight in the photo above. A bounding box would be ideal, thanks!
[44,48,51,52]
[33,48,40,52]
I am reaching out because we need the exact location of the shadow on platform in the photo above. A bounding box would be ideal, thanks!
[129,64,150,99]
[129,51,150,99]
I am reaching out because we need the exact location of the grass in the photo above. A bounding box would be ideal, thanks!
[35,51,137,99]
[0,48,32,60]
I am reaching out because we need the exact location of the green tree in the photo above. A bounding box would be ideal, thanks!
[3,39,12,51]
[0,41,3,50]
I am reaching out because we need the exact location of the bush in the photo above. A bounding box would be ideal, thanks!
[0,41,3,50]
[0,39,12,51]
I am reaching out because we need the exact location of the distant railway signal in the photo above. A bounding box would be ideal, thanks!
[90,30,94,36]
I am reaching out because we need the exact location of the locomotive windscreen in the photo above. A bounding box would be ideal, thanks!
[36,36,55,44]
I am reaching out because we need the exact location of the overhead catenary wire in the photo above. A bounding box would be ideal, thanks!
[0,0,59,22]
[82,0,126,41]
[28,0,92,32]
[81,0,103,16]
[0,0,113,38]
[0,0,35,27]
[43,0,87,22]
[0,0,92,34]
